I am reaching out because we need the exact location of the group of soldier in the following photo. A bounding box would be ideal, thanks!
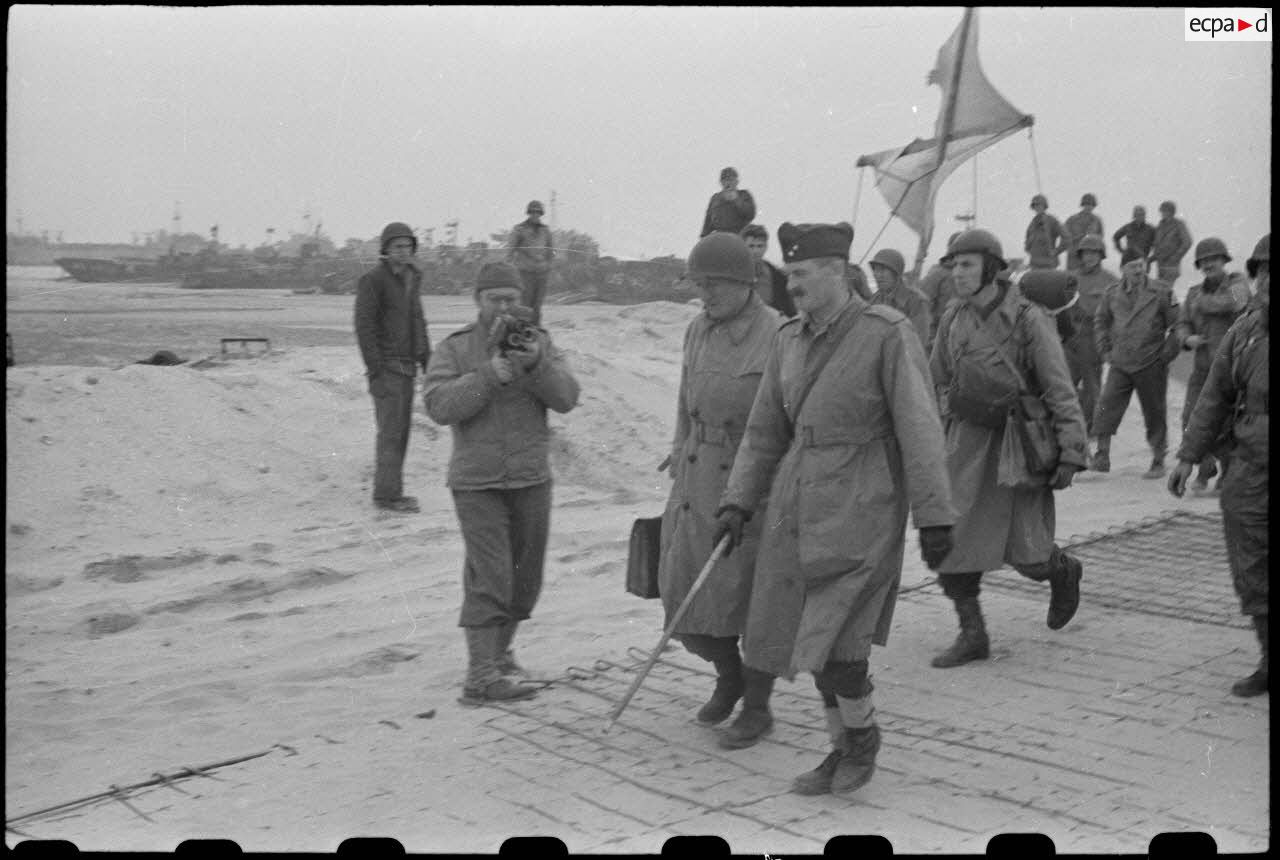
[350,163,1268,800]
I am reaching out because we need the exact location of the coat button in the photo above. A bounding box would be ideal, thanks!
[720,464,729,471]
[688,454,697,463]
[682,503,690,511]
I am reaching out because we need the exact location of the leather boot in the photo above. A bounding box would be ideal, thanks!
[1231,615,1269,697]
[792,707,846,795]
[1089,436,1111,473]
[459,626,538,707]
[831,724,881,797]
[931,596,989,668]
[1047,549,1083,630]
[696,646,744,726]
[495,621,525,677]
[719,666,774,749]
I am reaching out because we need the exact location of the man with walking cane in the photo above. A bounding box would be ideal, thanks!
[711,222,957,797]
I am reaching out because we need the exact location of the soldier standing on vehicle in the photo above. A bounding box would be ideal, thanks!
[1169,242,1268,697]
[1113,205,1157,263]
[354,222,432,514]
[1091,248,1179,478]
[1152,200,1194,290]
[928,229,1088,669]
[659,232,782,745]
[424,262,580,706]
[1025,194,1067,270]
[1063,193,1104,273]
[701,167,757,238]
[716,221,956,797]
[1064,234,1118,463]
[1175,238,1252,494]
[868,248,932,345]
[507,200,555,327]
[741,224,796,317]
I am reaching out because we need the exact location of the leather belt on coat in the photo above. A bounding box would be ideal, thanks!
[795,424,893,449]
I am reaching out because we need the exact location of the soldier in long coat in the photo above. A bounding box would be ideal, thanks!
[928,229,1089,670]
[716,222,956,798]
[1063,234,1118,457]
[1169,250,1268,697]
[659,232,782,746]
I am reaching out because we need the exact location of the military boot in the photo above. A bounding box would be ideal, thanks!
[831,724,882,797]
[719,666,774,749]
[1142,456,1166,479]
[696,646,744,726]
[495,621,525,677]
[792,707,846,795]
[1047,550,1083,630]
[1089,436,1111,473]
[1231,615,1269,697]
[459,626,539,707]
[931,596,989,668]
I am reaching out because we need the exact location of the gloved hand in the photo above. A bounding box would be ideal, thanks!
[918,525,954,570]
[1167,460,1196,497]
[712,505,749,557]
[1049,462,1078,490]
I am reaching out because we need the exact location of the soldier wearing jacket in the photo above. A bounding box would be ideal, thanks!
[715,221,956,798]
[1112,205,1157,262]
[742,224,797,317]
[928,229,1088,670]
[1175,238,1252,493]
[1152,200,1194,288]
[354,222,432,513]
[700,167,757,237]
[868,248,932,345]
[659,232,782,747]
[507,201,555,327]
[1064,234,1118,454]
[1169,252,1268,697]
[424,262,580,706]
[1091,249,1179,478]
[1063,193,1104,273]
[1025,194,1067,269]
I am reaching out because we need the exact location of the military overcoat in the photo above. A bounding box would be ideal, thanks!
[659,293,781,636]
[720,296,955,679]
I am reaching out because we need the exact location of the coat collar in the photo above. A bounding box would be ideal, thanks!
[801,293,862,337]
[703,290,766,345]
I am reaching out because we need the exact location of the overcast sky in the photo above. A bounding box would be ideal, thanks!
[6,6,1272,264]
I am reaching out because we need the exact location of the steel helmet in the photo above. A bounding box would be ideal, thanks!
[1194,237,1232,268]
[379,222,417,254]
[1159,200,1177,214]
[1076,234,1107,259]
[869,248,906,278]
[1080,193,1098,207]
[1030,194,1048,209]
[1020,270,1077,312]
[942,228,1006,268]
[687,231,756,285]
[1246,234,1269,278]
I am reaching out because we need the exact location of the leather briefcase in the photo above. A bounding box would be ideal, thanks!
[626,517,662,599]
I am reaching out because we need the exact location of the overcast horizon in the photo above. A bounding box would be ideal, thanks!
[6,6,1272,264]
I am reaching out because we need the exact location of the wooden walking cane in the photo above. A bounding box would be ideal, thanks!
[604,534,731,732]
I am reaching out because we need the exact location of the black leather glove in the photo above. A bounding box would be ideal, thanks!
[918,525,954,570]
[712,505,749,557]
[1049,462,1078,490]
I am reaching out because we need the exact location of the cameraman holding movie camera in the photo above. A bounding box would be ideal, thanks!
[424,261,580,707]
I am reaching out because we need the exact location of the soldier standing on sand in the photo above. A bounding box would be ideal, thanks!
[507,201,555,327]
[424,262,580,706]
[1151,200,1194,290]
[1064,234,1118,463]
[1091,248,1179,478]
[868,248,932,345]
[1174,238,1252,494]
[715,221,956,797]
[1169,240,1268,697]
[354,222,432,514]
[659,232,783,747]
[700,167,757,238]
[741,224,796,317]
[928,229,1088,669]
[1025,194,1067,270]
[1063,193,1104,273]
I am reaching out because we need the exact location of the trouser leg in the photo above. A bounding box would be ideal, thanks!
[453,488,519,628]
[371,372,413,501]
[507,481,551,621]
[1132,361,1169,462]
[1091,365,1134,441]
[520,270,548,326]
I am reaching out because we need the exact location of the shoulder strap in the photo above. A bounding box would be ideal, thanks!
[963,302,1034,395]
[791,303,867,423]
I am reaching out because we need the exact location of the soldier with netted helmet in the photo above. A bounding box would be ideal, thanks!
[658,231,783,746]
[868,248,931,345]
[1174,237,1252,494]
[1025,194,1068,270]
[715,221,955,798]
[1063,193,1105,273]
[1170,236,1269,697]
[354,221,433,513]
[1152,200,1194,289]
[507,200,555,327]
[1063,233,1118,462]
[928,228,1088,670]
[424,262,580,707]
